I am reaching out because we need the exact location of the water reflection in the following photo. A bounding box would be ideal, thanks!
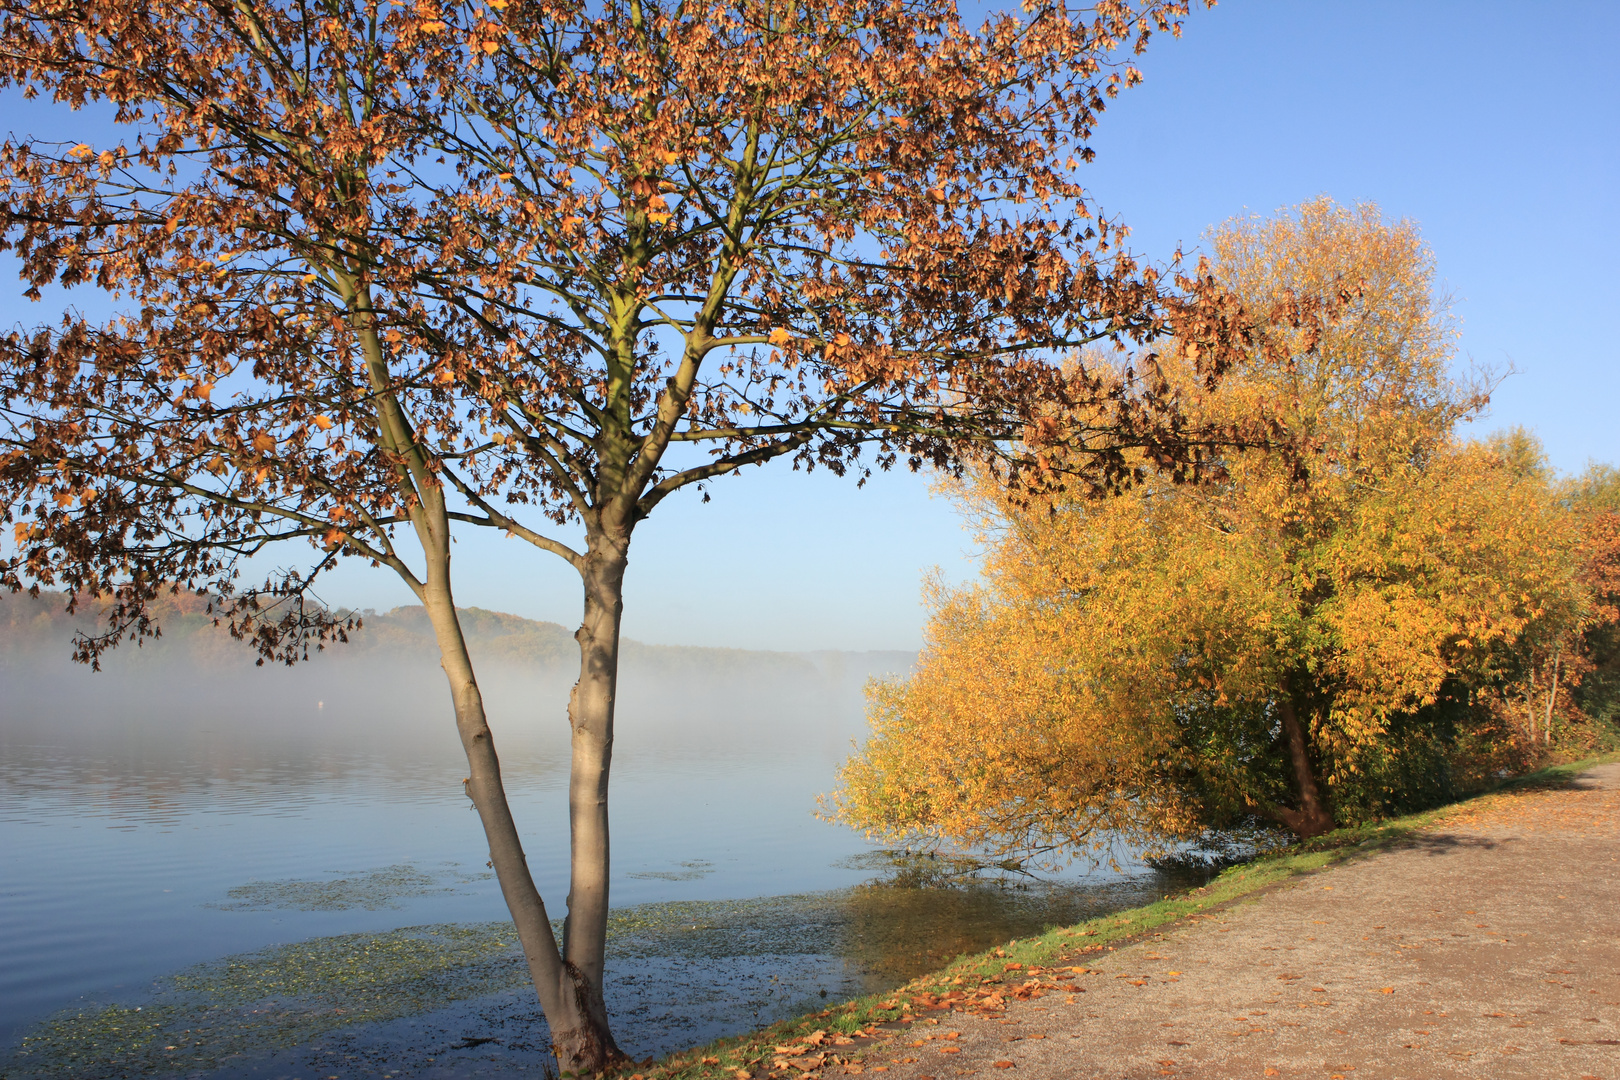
[837,873,1205,986]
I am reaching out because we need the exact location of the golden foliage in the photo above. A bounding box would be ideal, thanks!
[834,200,1596,852]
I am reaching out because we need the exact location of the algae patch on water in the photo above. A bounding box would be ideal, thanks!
[6,923,527,1079]
[626,858,715,882]
[604,894,848,960]
[207,862,488,911]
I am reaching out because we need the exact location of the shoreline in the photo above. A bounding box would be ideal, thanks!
[620,752,1620,1080]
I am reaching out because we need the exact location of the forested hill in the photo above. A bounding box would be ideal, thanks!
[0,589,914,695]
[0,590,911,774]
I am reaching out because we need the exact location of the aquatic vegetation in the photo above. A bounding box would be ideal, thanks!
[207,863,458,911]
[627,859,716,882]
[7,924,526,1079]
[604,895,849,962]
[7,898,859,1078]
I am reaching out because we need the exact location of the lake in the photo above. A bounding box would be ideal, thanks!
[0,633,1198,1079]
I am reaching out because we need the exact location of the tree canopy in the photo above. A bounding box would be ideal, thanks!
[832,199,1600,861]
[0,0,1232,648]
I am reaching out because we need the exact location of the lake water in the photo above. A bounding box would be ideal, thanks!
[0,647,1196,1078]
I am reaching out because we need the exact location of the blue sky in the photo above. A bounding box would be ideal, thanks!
[1080,0,1619,467]
[4,1,1616,652]
[599,0,1620,651]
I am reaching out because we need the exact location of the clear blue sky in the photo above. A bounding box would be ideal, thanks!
[4,1,1615,651]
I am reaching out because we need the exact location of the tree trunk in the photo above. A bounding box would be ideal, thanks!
[421,573,621,1072]
[558,527,631,1068]
[1526,676,1537,744]
[1544,649,1561,747]
[1272,696,1335,839]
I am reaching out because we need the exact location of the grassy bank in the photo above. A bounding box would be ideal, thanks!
[610,752,1618,1080]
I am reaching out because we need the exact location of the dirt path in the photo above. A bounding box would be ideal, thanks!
[862,764,1620,1080]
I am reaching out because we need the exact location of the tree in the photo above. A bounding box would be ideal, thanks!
[0,0,1236,1066]
[1569,496,1620,737]
[1482,456,1620,752]
[832,199,1586,858]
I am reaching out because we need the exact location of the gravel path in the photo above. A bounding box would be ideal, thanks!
[861,763,1620,1080]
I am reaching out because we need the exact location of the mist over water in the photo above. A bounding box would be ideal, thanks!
[0,596,1188,1074]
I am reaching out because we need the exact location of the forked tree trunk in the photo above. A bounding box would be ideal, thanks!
[1271,696,1336,839]
[419,566,622,1071]
[355,297,623,1069]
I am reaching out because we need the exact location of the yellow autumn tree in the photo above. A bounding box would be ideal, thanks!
[833,200,1589,853]
[1477,451,1620,753]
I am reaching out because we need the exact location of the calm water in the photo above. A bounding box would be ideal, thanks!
[0,650,1189,1077]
